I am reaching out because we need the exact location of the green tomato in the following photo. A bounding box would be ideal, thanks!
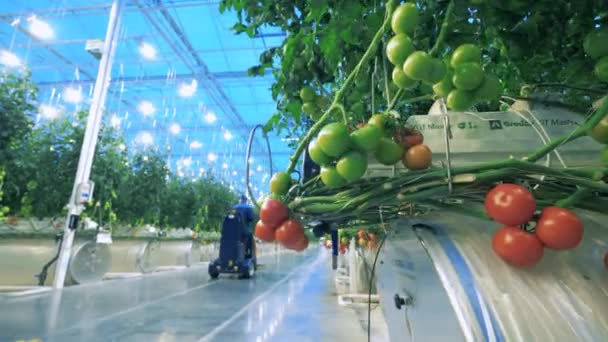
[351,124,382,152]
[336,150,368,182]
[403,51,433,81]
[302,102,316,115]
[386,34,415,66]
[392,67,417,89]
[452,62,484,90]
[450,44,482,68]
[320,165,347,188]
[317,123,352,157]
[391,3,419,35]
[269,172,292,195]
[368,114,390,136]
[300,86,316,102]
[374,138,404,165]
[595,56,608,82]
[584,28,608,60]
[447,89,476,111]
[590,116,608,144]
[308,138,332,165]
[425,58,447,85]
[474,74,503,101]
[316,96,331,109]
[352,102,365,115]
[602,147,608,166]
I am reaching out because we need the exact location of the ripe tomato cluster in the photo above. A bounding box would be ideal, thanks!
[485,183,584,268]
[255,198,309,252]
[357,229,378,250]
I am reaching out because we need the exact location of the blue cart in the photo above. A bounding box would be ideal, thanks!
[208,211,257,279]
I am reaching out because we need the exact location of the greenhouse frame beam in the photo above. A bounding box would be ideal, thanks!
[34,69,273,87]
[0,1,221,19]
[133,0,266,155]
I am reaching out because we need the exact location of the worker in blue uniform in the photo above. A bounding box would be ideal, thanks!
[234,194,255,257]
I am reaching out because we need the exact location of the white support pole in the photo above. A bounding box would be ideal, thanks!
[53,0,126,289]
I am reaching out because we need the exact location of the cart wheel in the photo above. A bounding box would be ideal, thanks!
[242,264,255,279]
[209,271,219,279]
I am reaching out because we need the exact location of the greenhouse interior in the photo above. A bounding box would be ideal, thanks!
[1,0,608,341]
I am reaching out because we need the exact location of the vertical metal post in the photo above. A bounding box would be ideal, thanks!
[53,0,126,289]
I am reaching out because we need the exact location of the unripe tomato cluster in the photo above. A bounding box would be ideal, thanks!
[308,115,432,188]
[386,4,503,112]
[299,86,331,121]
[584,27,608,83]
[485,183,584,268]
[255,198,309,252]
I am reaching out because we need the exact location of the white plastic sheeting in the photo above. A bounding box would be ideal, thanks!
[377,209,608,341]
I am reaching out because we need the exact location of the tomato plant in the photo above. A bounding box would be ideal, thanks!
[255,220,275,242]
[474,75,503,102]
[492,226,544,268]
[392,67,417,89]
[292,235,309,251]
[583,27,608,60]
[368,114,391,136]
[275,219,305,248]
[308,138,332,165]
[403,51,434,82]
[447,89,475,112]
[484,184,536,226]
[358,238,367,247]
[535,207,584,250]
[452,63,484,90]
[336,150,368,182]
[391,3,419,35]
[270,172,292,195]
[394,127,424,149]
[300,86,316,102]
[386,34,415,66]
[317,123,352,157]
[260,199,289,229]
[374,138,405,165]
[594,56,608,82]
[450,44,482,67]
[590,116,608,144]
[320,165,347,188]
[357,230,367,239]
[351,124,382,152]
[403,144,432,170]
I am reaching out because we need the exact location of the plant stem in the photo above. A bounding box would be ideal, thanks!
[285,0,399,174]
[555,188,593,208]
[526,95,608,163]
[428,0,455,57]
[387,89,404,111]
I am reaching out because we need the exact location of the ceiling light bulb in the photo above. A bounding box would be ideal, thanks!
[138,42,157,60]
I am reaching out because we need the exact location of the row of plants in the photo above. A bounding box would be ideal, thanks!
[225,0,608,269]
[0,72,237,232]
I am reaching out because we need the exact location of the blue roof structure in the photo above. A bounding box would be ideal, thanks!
[0,0,292,196]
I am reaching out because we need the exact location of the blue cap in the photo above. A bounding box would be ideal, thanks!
[240,194,248,201]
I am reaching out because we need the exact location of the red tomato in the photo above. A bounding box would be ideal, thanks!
[604,252,608,272]
[254,220,275,242]
[357,229,367,239]
[368,240,377,249]
[492,226,544,268]
[260,199,289,229]
[275,219,305,248]
[536,207,583,250]
[394,127,424,149]
[368,233,377,242]
[484,184,536,226]
[292,235,309,252]
[356,122,365,129]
